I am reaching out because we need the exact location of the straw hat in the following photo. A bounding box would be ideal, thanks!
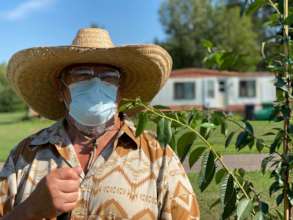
[7,28,172,120]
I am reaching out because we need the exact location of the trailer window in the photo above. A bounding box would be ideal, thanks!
[239,80,256,97]
[174,82,196,100]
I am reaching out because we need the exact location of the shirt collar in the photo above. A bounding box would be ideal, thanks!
[29,119,140,149]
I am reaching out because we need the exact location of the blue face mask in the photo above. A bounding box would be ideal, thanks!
[68,78,118,127]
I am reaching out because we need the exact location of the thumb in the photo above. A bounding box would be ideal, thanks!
[73,166,83,175]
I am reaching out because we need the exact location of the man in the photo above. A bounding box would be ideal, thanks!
[0,28,200,219]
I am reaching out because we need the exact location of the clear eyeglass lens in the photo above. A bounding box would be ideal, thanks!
[61,70,120,86]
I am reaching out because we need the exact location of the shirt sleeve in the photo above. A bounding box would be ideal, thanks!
[160,149,200,220]
[0,150,18,217]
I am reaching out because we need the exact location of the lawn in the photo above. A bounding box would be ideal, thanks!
[0,111,53,161]
[188,171,281,219]
[0,111,283,161]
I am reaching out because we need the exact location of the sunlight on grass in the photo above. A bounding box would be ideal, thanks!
[0,111,54,161]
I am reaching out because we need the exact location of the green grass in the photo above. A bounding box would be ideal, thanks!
[188,171,281,220]
[0,111,53,161]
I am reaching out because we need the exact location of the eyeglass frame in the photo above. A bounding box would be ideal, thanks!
[58,66,121,88]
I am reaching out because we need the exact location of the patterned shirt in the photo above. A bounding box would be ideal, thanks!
[0,119,200,220]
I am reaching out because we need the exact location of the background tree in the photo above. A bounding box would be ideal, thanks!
[226,0,293,69]
[157,0,261,71]
[0,64,25,112]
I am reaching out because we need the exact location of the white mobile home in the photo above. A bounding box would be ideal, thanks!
[151,68,275,113]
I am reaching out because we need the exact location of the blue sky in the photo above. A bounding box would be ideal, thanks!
[0,0,166,63]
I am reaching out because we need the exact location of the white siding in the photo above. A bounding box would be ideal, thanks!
[151,78,203,106]
[260,77,275,103]
[151,75,276,108]
[202,78,219,108]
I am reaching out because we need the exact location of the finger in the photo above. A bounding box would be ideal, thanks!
[57,168,80,180]
[61,191,79,203]
[58,202,78,213]
[59,180,80,193]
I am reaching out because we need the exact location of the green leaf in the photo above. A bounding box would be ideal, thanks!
[198,150,216,192]
[189,116,198,129]
[236,131,249,151]
[157,118,165,145]
[246,0,266,14]
[200,122,216,129]
[225,131,235,148]
[215,168,227,184]
[254,211,264,220]
[221,190,237,219]
[238,168,246,177]
[248,137,255,149]
[189,146,206,168]
[274,209,283,219]
[245,121,254,134]
[177,111,188,124]
[153,105,170,110]
[287,190,293,205]
[164,120,172,146]
[284,14,293,25]
[281,105,290,120]
[261,156,274,174]
[259,201,269,214]
[211,111,225,125]
[274,76,288,92]
[245,0,266,15]
[269,181,281,196]
[220,121,228,136]
[165,112,181,128]
[201,39,213,49]
[276,193,283,206]
[256,138,265,152]
[237,198,253,220]
[135,112,147,137]
[209,198,220,209]
[240,0,248,16]
[169,134,177,151]
[262,132,275,136]
[177,130,197,162]
[157,118,172,147]
[220,174,235,206]
[220,51,239,70]
[118,99,134,112]
[270,130,284,153]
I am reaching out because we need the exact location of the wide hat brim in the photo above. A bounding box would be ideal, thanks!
[7,44,172,120]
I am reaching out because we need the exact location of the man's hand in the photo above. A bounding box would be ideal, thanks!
[25,167,82,219]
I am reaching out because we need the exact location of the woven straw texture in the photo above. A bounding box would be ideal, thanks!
[7,28,172,120]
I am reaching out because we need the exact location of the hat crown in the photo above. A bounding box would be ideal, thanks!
[72,28,114,48]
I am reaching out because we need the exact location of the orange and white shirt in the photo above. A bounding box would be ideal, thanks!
[0,120,200,219]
